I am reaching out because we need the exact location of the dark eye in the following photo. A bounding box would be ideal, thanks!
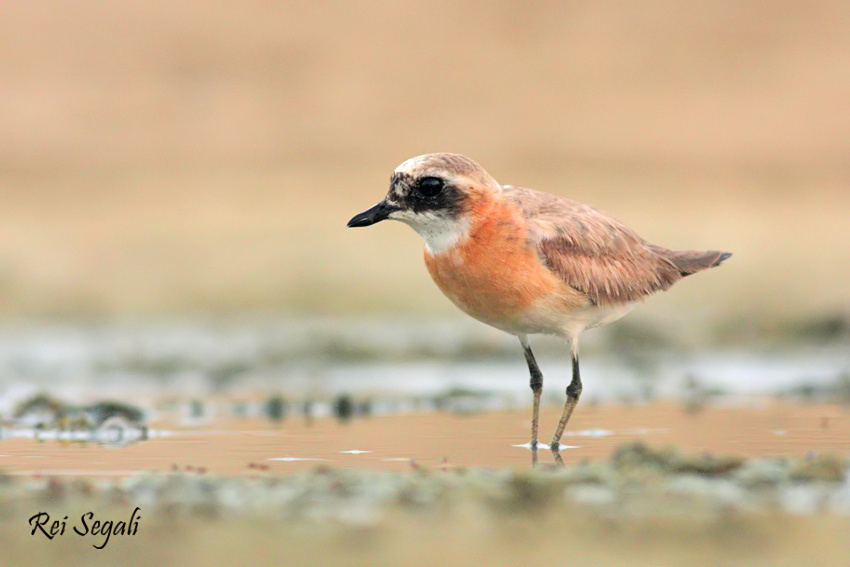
[417,176,444,198]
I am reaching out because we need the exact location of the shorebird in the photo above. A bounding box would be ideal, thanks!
[348,153,731,463]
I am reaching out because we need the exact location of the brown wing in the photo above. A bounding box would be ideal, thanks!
[503,185,684,306]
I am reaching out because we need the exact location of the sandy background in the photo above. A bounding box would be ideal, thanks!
[0,1,848,324]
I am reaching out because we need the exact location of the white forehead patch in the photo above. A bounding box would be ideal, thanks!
[394,155,430,175]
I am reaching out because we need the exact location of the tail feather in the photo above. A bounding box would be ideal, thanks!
[667,249,732,277]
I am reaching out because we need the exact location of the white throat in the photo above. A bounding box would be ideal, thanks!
[391,211,470,254]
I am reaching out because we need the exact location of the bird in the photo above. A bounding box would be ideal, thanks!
[347,153,731,464]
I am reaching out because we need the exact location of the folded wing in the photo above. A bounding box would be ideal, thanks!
[504,186,729,306]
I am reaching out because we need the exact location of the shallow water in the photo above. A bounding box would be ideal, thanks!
[0,319,847,477]
[1,402,848,477]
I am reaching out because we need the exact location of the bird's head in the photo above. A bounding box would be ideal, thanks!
[347,153,501,253]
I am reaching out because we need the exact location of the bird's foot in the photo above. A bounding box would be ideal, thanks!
[552,450,565,466]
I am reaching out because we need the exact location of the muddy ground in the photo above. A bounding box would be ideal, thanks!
[2,402,850,566]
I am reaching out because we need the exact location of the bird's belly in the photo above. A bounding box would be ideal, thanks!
[558,302,637,337]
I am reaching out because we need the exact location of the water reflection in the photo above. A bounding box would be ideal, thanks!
[0,424,167,448]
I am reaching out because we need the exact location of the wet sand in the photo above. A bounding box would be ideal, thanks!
[3,401,850,566]
[1,400,848,475]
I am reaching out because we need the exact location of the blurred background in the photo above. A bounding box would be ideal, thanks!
[2,7,849,562]
[0,1,848,409]
[1,0,847,322]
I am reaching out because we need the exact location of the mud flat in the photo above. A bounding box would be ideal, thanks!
[1,403,850,565]
[1,441,850,567]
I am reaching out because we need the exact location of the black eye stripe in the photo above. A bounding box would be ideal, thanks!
[387,173,463,218]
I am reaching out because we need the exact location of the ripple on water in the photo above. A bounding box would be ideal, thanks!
[0,427,175,448]
[512,442,580,451]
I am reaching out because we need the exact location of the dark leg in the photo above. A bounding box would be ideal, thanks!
[519,335,543,465]
[551,338,582,455]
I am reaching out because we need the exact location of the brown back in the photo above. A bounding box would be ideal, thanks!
[504,186,729,306]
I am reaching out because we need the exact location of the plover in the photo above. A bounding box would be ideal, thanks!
[348,153,731,463]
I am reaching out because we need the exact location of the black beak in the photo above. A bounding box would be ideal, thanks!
[347,200,399,228]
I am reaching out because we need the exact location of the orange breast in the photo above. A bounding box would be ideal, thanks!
[423,202,564,330]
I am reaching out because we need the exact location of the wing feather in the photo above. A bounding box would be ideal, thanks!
[504,185,682,306]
